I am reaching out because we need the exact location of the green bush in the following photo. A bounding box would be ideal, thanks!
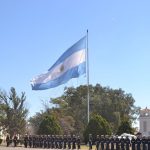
[83,114,112,143]
[38,115,62,135]
[0,139,3,145]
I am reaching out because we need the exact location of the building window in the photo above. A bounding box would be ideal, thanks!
[143,121,147,132]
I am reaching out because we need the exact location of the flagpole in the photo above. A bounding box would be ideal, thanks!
[86,30,90,123]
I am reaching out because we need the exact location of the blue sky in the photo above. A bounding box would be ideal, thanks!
[0,0,150,119]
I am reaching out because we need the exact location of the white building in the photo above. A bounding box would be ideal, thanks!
[139,107,150,137]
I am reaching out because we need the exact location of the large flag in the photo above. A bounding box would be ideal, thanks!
[31,36,86,90]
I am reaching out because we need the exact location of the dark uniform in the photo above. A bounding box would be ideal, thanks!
[72,135,76,149]
[95,135,100,150]
[32,136,36,148]
[6,135,10,147]
[24,135,28,148]
[105,136,110,150]
[89,134,93,150]
[28,135,32,148]
[100,135,105,150]
[125,136,130,150]
[148,136,150,150]
[67,135,72,150]
[120,136,125,150]
[142,136,147,150]
[51,135,55,149]
[115,136,120,150]
[76,136,81,150]
[63,135,67,149]
[131,137,136,150]
[110,136,115,150]
[136,137,141,150]
[13,135,18,147]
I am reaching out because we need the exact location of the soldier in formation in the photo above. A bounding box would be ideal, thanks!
[23,134,81,149]
[93,134,150,150]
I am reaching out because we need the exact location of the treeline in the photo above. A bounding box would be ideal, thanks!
[0,84,140,141]
[29,84,140,139]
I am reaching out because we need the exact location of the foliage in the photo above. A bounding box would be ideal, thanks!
[117,120,135,135]
[29,107,75,135]
[29,84,140,137]
[0,87,28,136]
[83,114,111,143]
[51,84,140,134]
[38,114,62,135]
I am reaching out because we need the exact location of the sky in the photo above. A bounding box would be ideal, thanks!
[0,0,150,119]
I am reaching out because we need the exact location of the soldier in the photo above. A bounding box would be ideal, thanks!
[28,135,32,148]
[115,135,120,150]
[55,135,59,149]
[76,135,81,150]
[89,134,93,150]
[59,135,63,149]
[110,136,115,150]
[136,136,141,150]
[131,136,136,150]
[125,136,130,150]
[6,134,10,147]
[13,134,18,147]
[120,136,125,150]
[142,136,147,150]
[24,134,28,148]
[72,135,76,150]
[63,135,67,149]
[51,135,55,149]
[105,135,110,150]
[148,136,150,150]
[39,135,43,148]
[95,135,100,150]
[47,135,51,148]
[100,135,105,150]
[68,135,72,150]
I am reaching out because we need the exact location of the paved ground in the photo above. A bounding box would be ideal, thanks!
[0,146,88,150]
[0,146,86,150]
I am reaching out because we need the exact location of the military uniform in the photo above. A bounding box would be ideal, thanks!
[136,137,141,150]
[6,135,10,147]
[77,136,81,150]
[100,135,105,150]
[148,136,150,150]
[110,136,114,150]
[120,136,124,150]
[89,134,93,150]
[125,136,130,150]
[95,135,100,150]
[13,135,18,147]
[115,136,120,150]
[131,137,136,150]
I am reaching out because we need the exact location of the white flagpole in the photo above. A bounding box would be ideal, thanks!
[86,30,90,123]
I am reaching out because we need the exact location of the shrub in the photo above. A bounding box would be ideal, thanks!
[83,114,112,143]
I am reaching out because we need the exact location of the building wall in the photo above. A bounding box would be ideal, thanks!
[139,107,150,137]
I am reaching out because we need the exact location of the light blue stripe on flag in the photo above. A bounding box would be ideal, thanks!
[31,36,86,90]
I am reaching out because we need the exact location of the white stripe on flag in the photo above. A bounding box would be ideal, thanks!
[31,49,85,84]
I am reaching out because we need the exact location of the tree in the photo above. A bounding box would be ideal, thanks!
[38,115,62,135]
[83,114,112,143]
[0,87,28,137]
[117,120,135,135]
[51,84,140,134]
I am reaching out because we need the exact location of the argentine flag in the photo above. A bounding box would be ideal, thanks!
[31,36,86,90]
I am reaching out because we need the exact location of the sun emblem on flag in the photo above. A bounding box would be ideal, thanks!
[60,64,64,72]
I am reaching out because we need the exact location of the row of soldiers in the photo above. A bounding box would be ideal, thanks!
[24,134,81,149]
[90,135,150,150]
